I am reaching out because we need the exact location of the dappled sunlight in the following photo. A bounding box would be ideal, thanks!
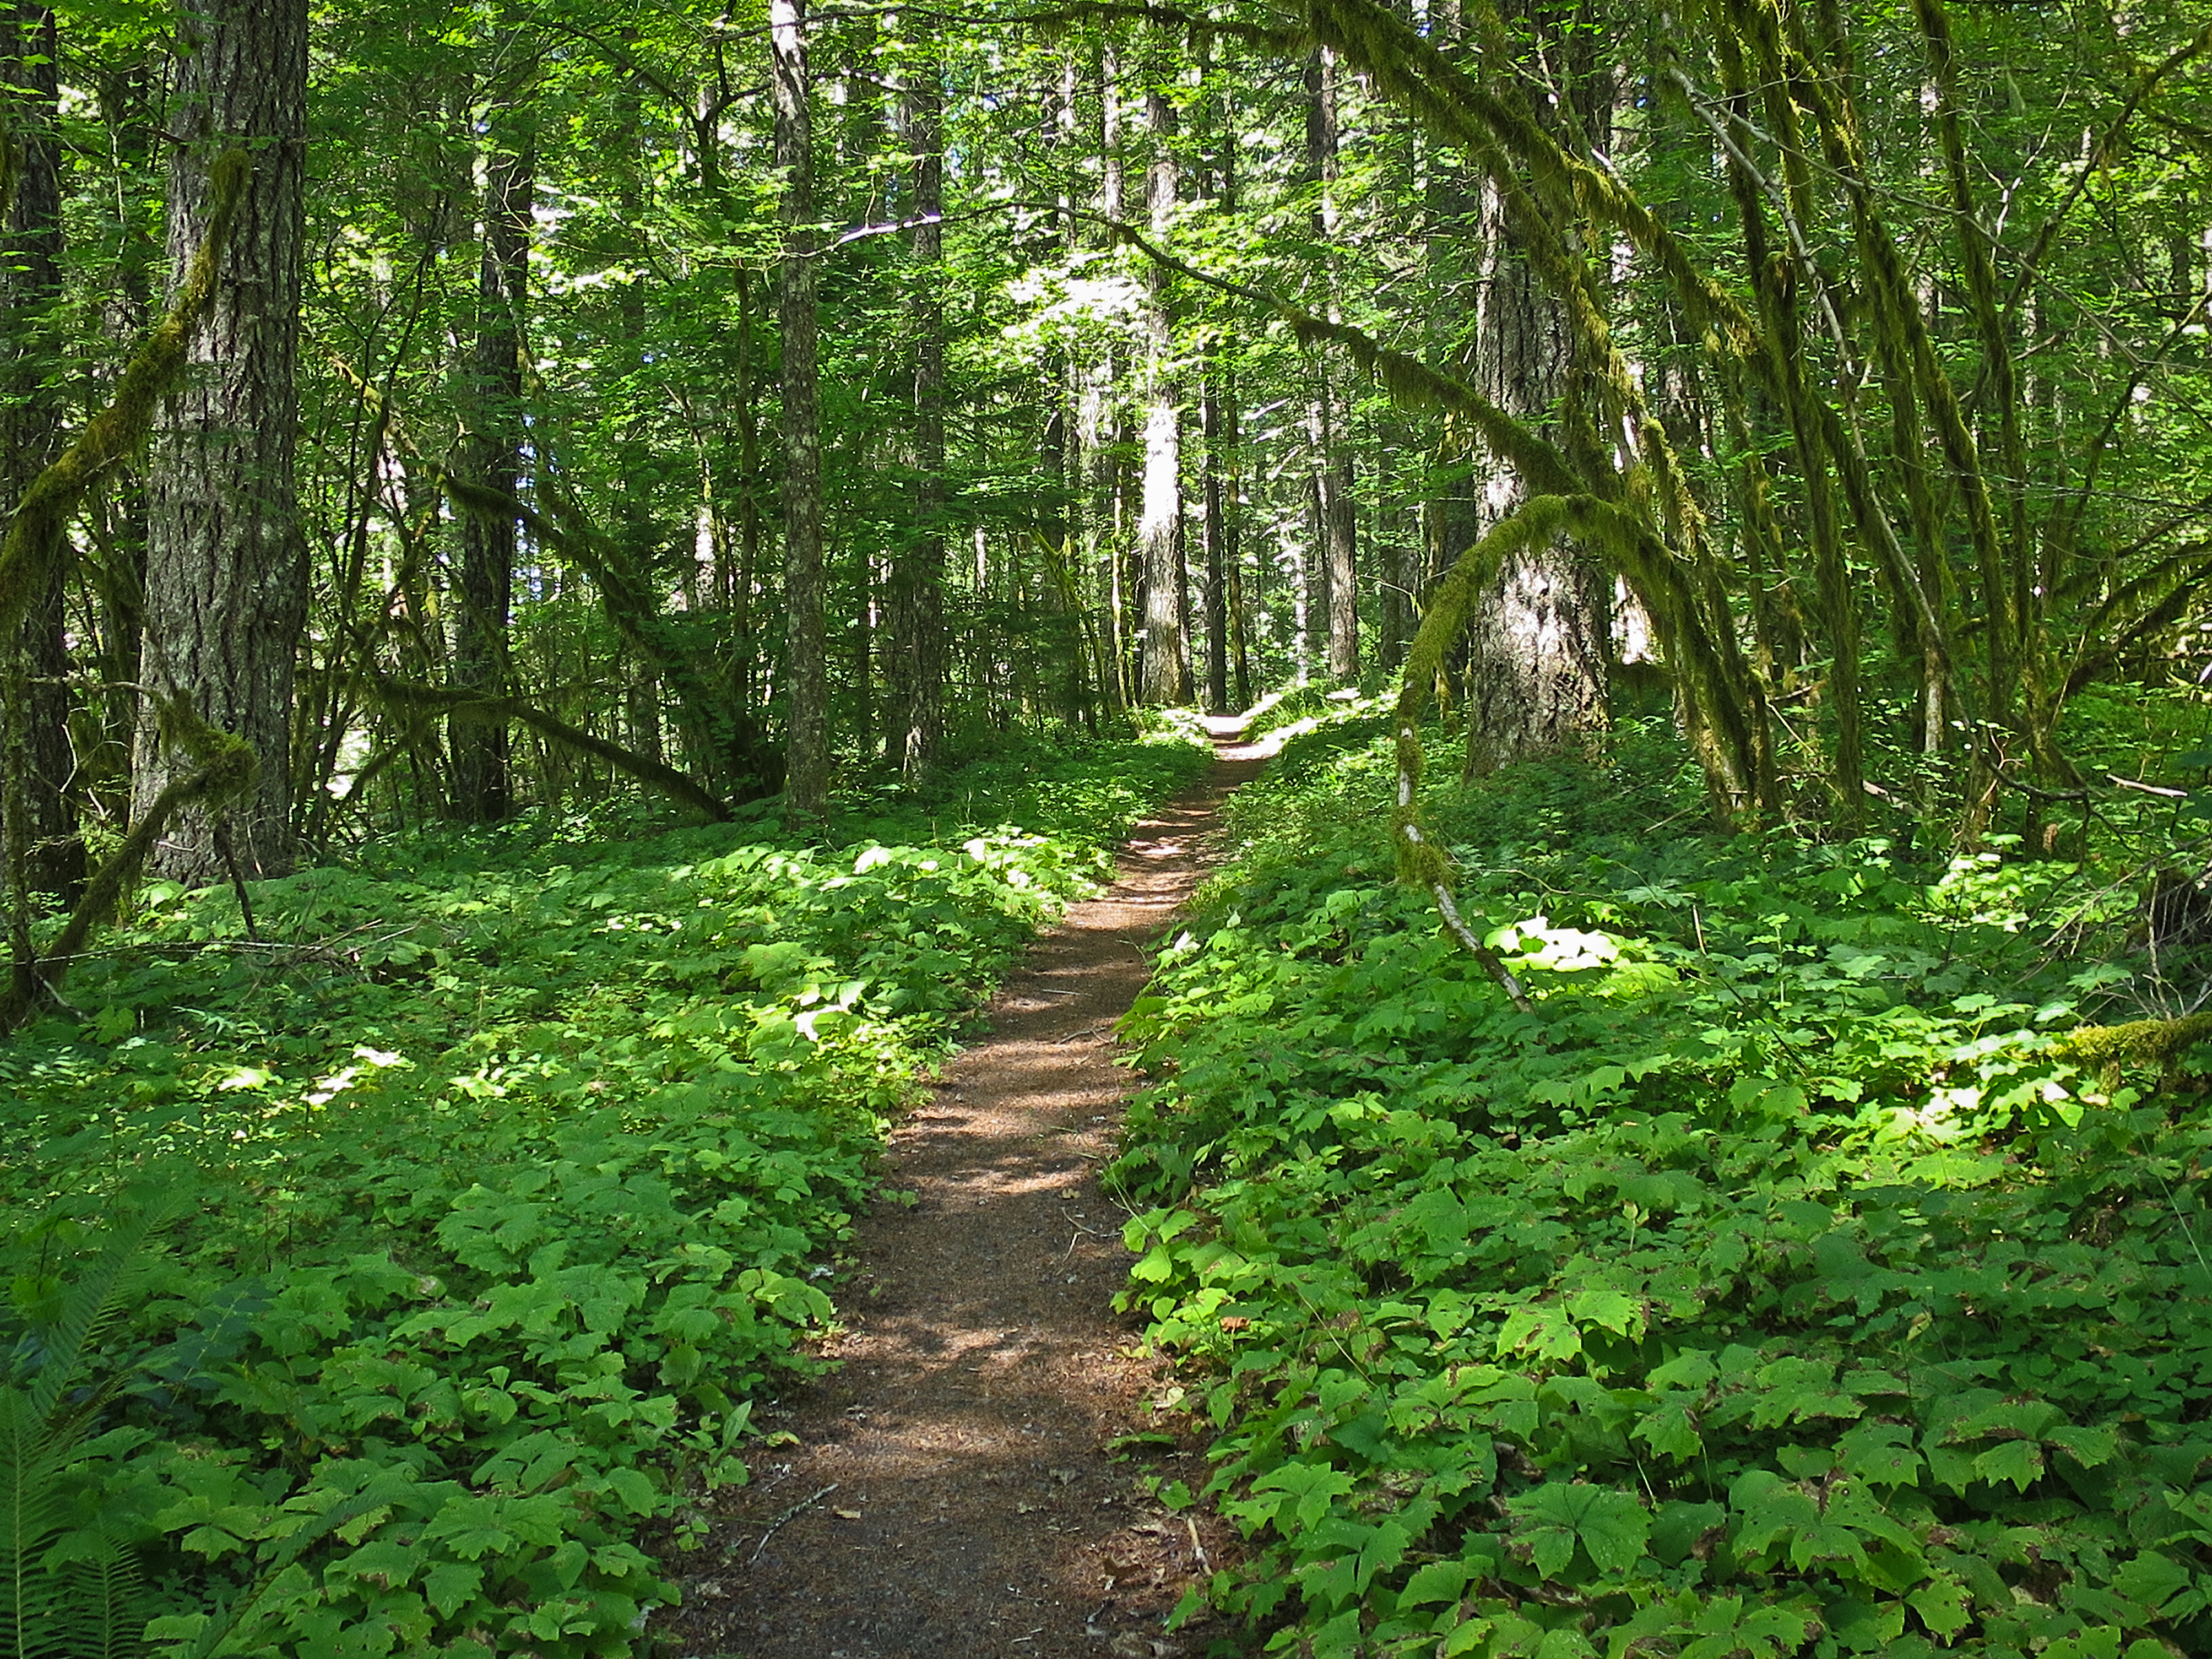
[672,732,1257,1658]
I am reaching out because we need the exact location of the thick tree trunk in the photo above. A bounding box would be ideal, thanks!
[886,53,946,776]
[452,123,530,823]
[134,0,307,884]
[1,4,80,905]
[774,0,828,822]
[1138,77,1187,707]
[1459,8,1609,773]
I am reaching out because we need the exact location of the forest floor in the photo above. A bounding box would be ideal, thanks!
[661,718,1268,1659]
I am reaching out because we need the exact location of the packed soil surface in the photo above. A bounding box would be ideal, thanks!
[663,721,1267,1659]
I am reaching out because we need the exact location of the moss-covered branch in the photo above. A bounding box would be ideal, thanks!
[364,675,732,823]
[2054,1014,2212,1070]
[0,148,254,1035]
[0,148,247,646]
[1083,211,1579,498]
[3,698,257,1031]
[327,356,774,800]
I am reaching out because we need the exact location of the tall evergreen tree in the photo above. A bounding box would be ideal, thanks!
[885,39,947,776]
[452,101,532,825]
[774,0,828,820]
[133,0,308,884]
[1136,45,1188,706]
[0,3,78,901]
[1455,0,1610,774]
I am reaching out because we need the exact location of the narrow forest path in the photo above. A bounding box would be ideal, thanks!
[666,722,1267,1659]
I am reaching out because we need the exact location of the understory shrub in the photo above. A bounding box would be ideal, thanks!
[1114,721,2212,1659]
[0,731,1205,1658]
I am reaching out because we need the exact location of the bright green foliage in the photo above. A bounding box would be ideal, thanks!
[1113,722,2212,1657]
[0,733,1203,1658]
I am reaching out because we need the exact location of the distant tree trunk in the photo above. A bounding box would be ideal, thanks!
[1058,51,1109,731]
[1306,49,1359,686]
[452,116,531,823]
[1199,383,1230,715]
[84,60,159,822]
[1,4,80,904]
[1459,5,1609,774]
[134,0,307,884]
[1137,69,1187,706]
[1224,385,1254,711]
[1095,45,1131,712]
[1376,484,1418,675]
[886,49,946,776]
[774,0,828,822]
[733,264,764,735]
[612,70,665,777]
[1197,52,1235,715]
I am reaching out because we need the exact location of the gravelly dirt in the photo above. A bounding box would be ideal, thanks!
[660,723,1266,1659]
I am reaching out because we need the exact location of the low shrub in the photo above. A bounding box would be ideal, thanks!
[1114,725,2212,1658]
[1,732,1207,1658]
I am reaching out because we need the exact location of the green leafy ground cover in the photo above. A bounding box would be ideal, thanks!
[1114,719,2212,1659]
[1,732,1203,1658]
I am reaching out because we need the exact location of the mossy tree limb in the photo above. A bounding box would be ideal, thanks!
[0,148,248,649]
[2054,1014,2212,1071]
[363,675,732,823]
[326,356,777,805]
[1,696,256,1032]
[0,148,249,1031]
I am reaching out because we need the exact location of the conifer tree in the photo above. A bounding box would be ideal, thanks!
[133,0,308,884]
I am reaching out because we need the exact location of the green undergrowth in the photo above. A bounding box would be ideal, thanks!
[1112,718,2212,1659]
[1,730,1204,1658]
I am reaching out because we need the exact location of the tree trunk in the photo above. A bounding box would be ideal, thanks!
[452,118,530,823]
[1197,53,1236,714]
[134,0,307,884]
[1137,72,1187,706]
[82,58,159,826]
[1,4,80,905]
[886,48,946,776]
[1095,45,1131,712]
[1306,49,1359,686]
[774,0,828,822]
[1458,7,1609,774]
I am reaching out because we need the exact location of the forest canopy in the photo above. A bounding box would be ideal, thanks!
[3,0,2209,935]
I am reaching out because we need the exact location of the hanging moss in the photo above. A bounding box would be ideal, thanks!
[328,355,773,799]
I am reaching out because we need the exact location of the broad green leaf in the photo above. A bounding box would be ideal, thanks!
[1973,1439,2044,1493]
[1907,1577,1972,1640]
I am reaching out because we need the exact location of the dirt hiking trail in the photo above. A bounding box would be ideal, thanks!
[666,721,1268,1659]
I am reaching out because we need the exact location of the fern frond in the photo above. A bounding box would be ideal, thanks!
[1,1183,190,1659]
[61,1530,148,1659]
[2,1387,66,1659]
[20,1187,189,1425]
